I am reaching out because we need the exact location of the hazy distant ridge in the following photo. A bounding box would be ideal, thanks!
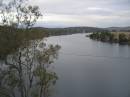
[105,26,130,32]
[33,26,130,34]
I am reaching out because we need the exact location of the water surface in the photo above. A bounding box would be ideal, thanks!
[46,33,130,97]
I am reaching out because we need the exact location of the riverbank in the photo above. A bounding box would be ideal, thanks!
[0,26,49,59]
[88,32,130,45]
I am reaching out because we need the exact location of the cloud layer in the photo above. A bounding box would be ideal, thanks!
[29,0,130,27]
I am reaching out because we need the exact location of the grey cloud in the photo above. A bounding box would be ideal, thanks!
[30,0,130,27]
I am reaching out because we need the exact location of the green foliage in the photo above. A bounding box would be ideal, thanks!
[0,26,48,59]
[0,40,60,97]
[89,32,130,44]
[0,87,11,97]
[0,0,61,97]
[119,33,128,43]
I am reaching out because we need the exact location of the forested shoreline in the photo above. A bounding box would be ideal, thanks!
[89,32,130,44]
[1,25,130,59]
[0,0,61,97]
[0,26,49,59]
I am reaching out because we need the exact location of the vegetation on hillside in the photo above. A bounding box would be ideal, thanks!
[45,27,105,36]
[0,0,61,97]
[89,32,130,44]
[0,26,49,59]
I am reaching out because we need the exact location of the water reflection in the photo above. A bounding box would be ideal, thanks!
[46,34,130,97]
[0,40,61,97]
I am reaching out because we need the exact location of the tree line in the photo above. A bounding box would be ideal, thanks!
[0,0,61,97]
[89,32,130,44]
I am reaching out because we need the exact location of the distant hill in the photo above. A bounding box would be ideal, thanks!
[32,26,107,36]
[105,26,130,32]
[32,26,130,36]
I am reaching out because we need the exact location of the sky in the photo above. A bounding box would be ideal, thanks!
[29,0,130,28]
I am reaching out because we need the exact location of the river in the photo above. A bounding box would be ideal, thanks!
[45,33,130,97]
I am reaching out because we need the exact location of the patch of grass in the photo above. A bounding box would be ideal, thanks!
[89,32,130,44]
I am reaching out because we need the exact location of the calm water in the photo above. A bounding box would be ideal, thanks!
[45,33,130,97]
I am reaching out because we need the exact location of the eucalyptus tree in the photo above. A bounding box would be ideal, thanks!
[0,0,61,97]
[2,41,60,97]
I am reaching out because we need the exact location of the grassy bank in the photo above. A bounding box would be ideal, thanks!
[0,26,49,59]
[89,32,130,44]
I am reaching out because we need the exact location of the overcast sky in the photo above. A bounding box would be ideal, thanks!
[29,0,130,28]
